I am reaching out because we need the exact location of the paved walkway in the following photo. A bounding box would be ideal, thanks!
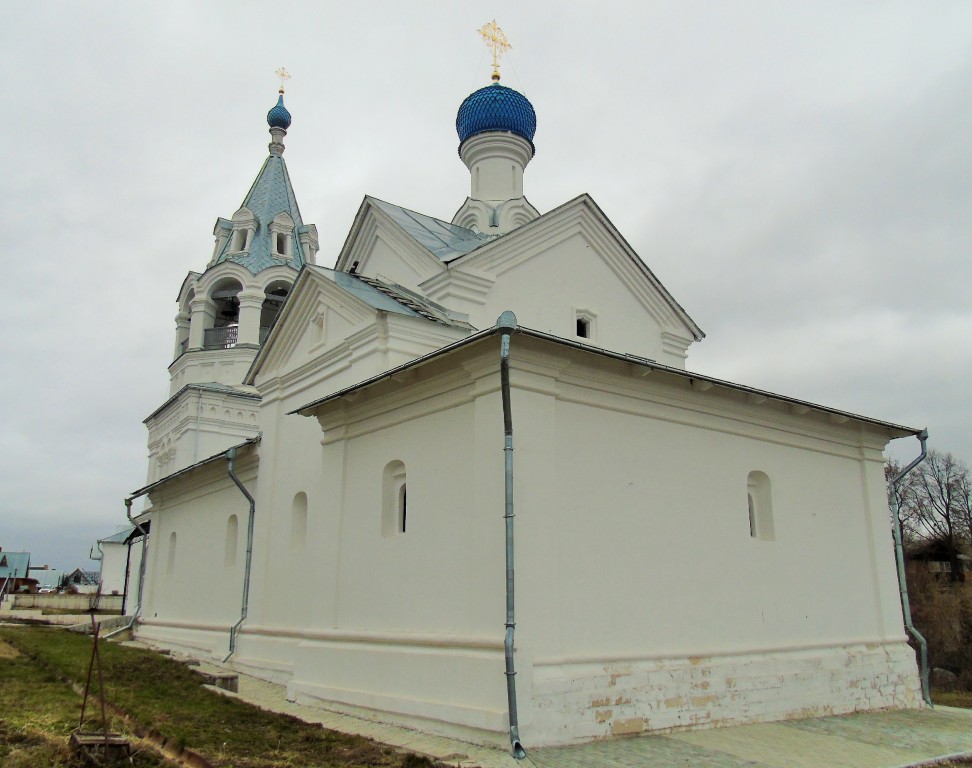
[170,652,972,768]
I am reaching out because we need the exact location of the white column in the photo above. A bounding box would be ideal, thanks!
[188,298,214,350]
[173,312,190,359]
[237,289,265,346]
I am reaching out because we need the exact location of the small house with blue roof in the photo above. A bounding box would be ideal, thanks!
[126,48,925,754]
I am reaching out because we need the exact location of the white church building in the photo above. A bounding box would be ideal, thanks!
[125,64,925,752]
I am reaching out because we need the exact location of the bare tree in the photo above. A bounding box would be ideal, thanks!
[893,450,972,580]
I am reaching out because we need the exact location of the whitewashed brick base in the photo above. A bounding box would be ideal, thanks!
[527,641,923,746]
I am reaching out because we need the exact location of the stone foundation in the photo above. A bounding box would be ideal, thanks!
[526,640,923,745]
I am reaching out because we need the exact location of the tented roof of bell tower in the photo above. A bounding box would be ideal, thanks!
[209,92,310,275]
[210,155,307,274]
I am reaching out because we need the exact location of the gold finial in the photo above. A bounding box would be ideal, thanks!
[275,67,291,94]
[478,20,511,82]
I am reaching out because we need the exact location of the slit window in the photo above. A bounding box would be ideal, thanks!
[225,514,238,567]
[747,471,775,541]
[382,461,407,537]
[167,532,177,574]
[291,492,307,550]
[399,484,407,533]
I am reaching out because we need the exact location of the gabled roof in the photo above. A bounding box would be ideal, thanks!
[244,265,473,384]
[128,436,261,499]
[292,319,920,444]
[335,197,492,275]
[66,569,100,585]
[368,198,493,262]
[335,194,703,342]
[210,154,307,275]
[327,269,470,325]
[98,527,137,545]
[0,551,30,578]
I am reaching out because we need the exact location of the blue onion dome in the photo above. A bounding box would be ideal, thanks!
[267,93,292,129]
[456,83,536,154]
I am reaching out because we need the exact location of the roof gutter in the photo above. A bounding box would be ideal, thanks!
[888,428,932,706]
[293,326,919,438]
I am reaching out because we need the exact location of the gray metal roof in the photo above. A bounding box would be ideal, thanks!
[144,382,261,423]
[0,551,30,578]
[129,436,261,499]
[292,321,921,441]
[370,198,492,262]
[98,527,137,545]
[211,154,307,274]
[309,266,472,326]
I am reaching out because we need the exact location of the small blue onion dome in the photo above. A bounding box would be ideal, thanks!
[456,83,536,153]
[267,94,292,130]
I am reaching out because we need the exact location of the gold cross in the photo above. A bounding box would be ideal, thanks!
[478,20,511,82]
[275,67,291,94]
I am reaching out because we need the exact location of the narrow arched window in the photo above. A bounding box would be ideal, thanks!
[167,532,177,574]
[225,514,238,567]
[382,461,407,537]
[291,492,308,550]
[399,484,407,533]
[747,471,775,541]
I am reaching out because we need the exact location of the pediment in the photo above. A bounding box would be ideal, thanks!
[246,266,383,385]
[334,197,450,290]
[448,193,703,342]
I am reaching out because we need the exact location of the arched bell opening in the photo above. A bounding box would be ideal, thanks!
[174,288,194,359]
[205,278,243,349]
[260,280,291,343]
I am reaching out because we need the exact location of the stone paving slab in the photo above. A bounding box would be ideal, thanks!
[668,722,922,768]
[529,735,768,767]
[148,646,972,768]
[785,708,972,758]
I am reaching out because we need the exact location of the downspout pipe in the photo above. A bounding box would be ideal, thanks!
[889,428,932,706]
[224,446,256,662]
[103,497,149,639]
[496,311,526,760]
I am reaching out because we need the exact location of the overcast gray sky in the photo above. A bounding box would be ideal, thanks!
[2,2,970,571]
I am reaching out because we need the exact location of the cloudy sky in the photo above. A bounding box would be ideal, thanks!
[2,2,970,571]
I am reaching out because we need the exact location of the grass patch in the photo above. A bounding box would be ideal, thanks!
[933,689,972,709]
[0,636,165,766]
[0,626,441,767]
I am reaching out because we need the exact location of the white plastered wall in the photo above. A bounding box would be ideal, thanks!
[502,337,920,744]
[134,332,919,748]
[137,454,259,659]
[98,541,130,595]
[236,345,511,741]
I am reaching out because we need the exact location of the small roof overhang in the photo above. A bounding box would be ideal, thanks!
[291,322,921,442]
[128,436,260,500]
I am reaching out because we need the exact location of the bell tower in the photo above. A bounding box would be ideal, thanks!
[145,78,318,482]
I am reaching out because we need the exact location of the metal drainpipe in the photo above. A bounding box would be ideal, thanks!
[121,537,133,615]
[889,428,932,706]
[103,498,149,640]
[224,446,256,662]
[496,311,526,760]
